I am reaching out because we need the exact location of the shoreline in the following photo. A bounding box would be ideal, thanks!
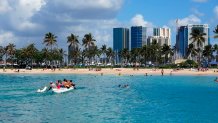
[0,68,217,76]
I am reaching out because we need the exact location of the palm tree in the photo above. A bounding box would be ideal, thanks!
[82,33,96,65]
[214,25,218,39]
[106,47,114,66]
[89,46,100,65]
[69,47,80,66]
[82,33,96,50]
[120,48,130,67]
[67,33,79,65]
[130,48,140,66]
[148,41,161,65]
[43,32,57,67]
[5,43,16,66]
[189,28,206,67]
[67,33,79,48]
[101,44,107,65]
[187,44,198,61]
[42,48,50,67]
[21,43,38,67]
[213,44,218,62]
[0,46,5,61]
[43,32,57,51]
[203,45,214,66]
[58,48,65,67]
[161,44,172,64]
[140,45,148,65]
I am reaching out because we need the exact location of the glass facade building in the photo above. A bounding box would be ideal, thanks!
[131,26,147,49]
[113,28,129,52]
[176,24,210,58]
[176,26,188,57]
[113,28,129,63]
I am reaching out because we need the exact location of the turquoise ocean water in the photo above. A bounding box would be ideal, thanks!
[1,74,218,123]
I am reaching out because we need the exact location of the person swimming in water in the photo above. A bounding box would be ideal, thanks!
[118,84,129,88]
[214,77,218,82]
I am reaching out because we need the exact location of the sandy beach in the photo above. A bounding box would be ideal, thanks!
[0,68,218,76]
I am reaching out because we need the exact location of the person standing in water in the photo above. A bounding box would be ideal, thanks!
[161,69,164,76]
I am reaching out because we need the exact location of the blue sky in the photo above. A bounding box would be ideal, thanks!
[0,0,217,50]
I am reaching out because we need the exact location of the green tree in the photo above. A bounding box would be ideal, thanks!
[130,48,140,66]
[43,32,57,66]
[161,44,172,64]
[5,43,16,65]
[43,32,57,51]
[101,44,107,65]
[203,45,214,64]
[189,28,206,66]
[69,47,80,66]
[214,25,218,39]
[148,41,161,65]
[42,48,51,67]
[140,45,148,65]
[120,48,130,66]
[67,33,79,48]
[0,46,5,61]
[106,47,114,66]
[213,44,218,62]
[187,44,198,61]
[82,33,96,65]
[21,43,38,67]
[67,33,79,65]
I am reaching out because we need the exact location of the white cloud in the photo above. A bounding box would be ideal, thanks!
[52,0,123,10]
[214,6,218,18]
[0,31,17,46]
[162,25,170,28]
[0,0,124,49]
[169,15,201,27]
[191,8,204,17]
[192,0,208,3]
[0,0,12,14]
[130,14,154,36]
[131,14,153,27]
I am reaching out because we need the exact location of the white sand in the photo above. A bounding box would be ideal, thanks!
[0,68,218,76]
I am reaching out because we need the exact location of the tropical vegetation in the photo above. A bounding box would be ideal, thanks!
[0,25,217,69]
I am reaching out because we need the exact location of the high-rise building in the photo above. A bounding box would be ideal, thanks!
[176,24,210,58]
[113,28,129,63]
[153,28,171,45]
[176,26,188,57]
[147,36,171,46]
[113,28,129,52]
[131,26,147,49]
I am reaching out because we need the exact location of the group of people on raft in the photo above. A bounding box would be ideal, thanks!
[48,79,76,90]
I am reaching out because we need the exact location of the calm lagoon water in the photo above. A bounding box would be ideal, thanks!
[1,74,218,123]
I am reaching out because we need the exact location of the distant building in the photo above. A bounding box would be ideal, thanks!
[113,28,129,52]
[131,26,147,49]
[176,24,210,58]
[153,27,171,45]
[147,36,171,46]
[113,28,129,63]
[176,26,188,57]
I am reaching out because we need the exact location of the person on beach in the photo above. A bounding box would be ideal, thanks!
[161,69,164,76]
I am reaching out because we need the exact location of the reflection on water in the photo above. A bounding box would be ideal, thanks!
[1,74,218,123]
